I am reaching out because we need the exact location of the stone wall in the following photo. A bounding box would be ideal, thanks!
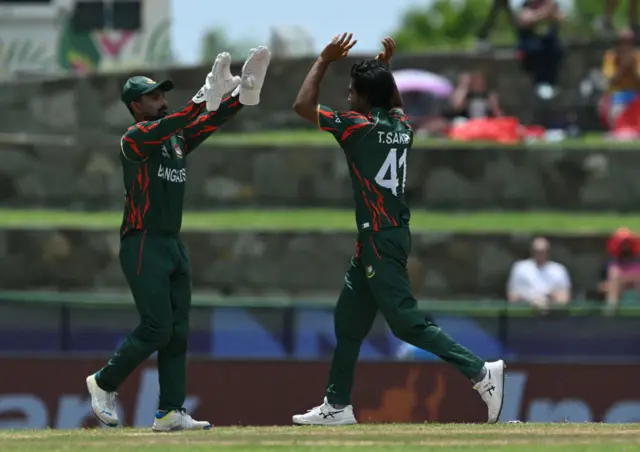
[0,229,609,299]
[0,41,610,136]
[1,138,634,211]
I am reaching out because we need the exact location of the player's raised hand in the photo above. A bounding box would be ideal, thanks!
[200,52,241,111]
[238,46,272,106]
[320,33,357,62]
[376,37,396,67]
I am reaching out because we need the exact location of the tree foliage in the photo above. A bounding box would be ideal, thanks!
[201,28,257,63]
[392,0,633,51]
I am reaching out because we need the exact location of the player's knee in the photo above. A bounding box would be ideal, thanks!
[335,329,366,344]
[140,323,173,349]
[170,323,189,349]
[393,322,442,347]
[387,317,432,343]
[389,323,415,343]
[335,320,369,343]
[155,328,174,349]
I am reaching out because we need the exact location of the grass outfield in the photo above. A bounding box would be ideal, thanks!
[0,208,635,233]
[204,129,640,149]
[1,424,639,451]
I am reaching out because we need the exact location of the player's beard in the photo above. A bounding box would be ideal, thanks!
[145,108,168,121]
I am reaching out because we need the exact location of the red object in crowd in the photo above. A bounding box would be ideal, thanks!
[600,94,640,138]
[612,96,640,138]
[448,117,545,144]
[607,227,640,257]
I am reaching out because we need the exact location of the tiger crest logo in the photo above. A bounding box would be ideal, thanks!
[174,144,183,158]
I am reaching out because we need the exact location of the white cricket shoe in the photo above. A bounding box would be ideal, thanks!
[237,46,271,106]
[86,374,119,427]
[203,52,241,111]
[152,409,212,432]
[473,360,506,424]
[292,397,357,425]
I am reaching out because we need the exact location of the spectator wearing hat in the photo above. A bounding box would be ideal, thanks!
[600,227,640,314]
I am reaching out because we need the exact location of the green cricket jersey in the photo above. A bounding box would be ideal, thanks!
[119,94,242,236]
[317,104,413,232]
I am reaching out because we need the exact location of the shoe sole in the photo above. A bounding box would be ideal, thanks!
[491,361,507,425]
[152,424,213,432]
[292,419,357,426]
[86,376,119,428]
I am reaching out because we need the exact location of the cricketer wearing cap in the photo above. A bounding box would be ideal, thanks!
[85,48,271,431]
[291,34,506,425]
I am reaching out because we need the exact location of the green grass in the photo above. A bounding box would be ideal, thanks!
[0,208,636,233]
[2,288,638,315]
[204,130,640,149]
[1,424,639,451]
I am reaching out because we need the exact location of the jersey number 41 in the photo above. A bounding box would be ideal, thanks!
[375,148,407,197]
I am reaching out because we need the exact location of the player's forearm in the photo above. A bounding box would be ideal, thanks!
[126,100,206,145]
[377,49,403,110]
[187,92,243,131]
[293,57,331,125]
[182,93,244,151]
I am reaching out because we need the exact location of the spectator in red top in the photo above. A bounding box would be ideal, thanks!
[602,227,640,314]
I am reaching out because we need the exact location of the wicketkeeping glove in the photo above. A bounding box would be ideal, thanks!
[238,46,271,106]
[191,52,241,111]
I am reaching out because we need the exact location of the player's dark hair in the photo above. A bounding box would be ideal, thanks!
[350,59,396,110]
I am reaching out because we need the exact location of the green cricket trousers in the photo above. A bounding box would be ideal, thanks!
[326,227,486,405]
[96,231,191,411]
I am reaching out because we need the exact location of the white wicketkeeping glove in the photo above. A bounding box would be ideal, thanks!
[238,46,271,106]
[192,52,241,111]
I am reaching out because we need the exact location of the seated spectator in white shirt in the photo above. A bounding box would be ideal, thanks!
[507,237,571,312]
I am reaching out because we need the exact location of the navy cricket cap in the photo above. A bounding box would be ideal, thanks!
[121,76,174,106]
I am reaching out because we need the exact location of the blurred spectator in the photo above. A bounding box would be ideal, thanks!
[601,29,640,127]
[392,69,453,137]
[594,0,638,36]
[507,237,571,313]
[515,0,564,99]
[476,0,518,51]
[600,228,640,314]
[402,91,450,137]
[450,72,503,120]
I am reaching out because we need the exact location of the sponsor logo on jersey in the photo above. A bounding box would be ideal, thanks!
[377,132,411,144]
[192,87,206,103]
[174,144,183,158]
[157,164,187,183]
[366,265,375,279]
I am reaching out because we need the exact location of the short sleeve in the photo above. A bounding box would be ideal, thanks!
[317,104,371,142]
[389,108,412,130]
[507,262,521,293]
[556,264,571,290]
[120,132,148,163]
